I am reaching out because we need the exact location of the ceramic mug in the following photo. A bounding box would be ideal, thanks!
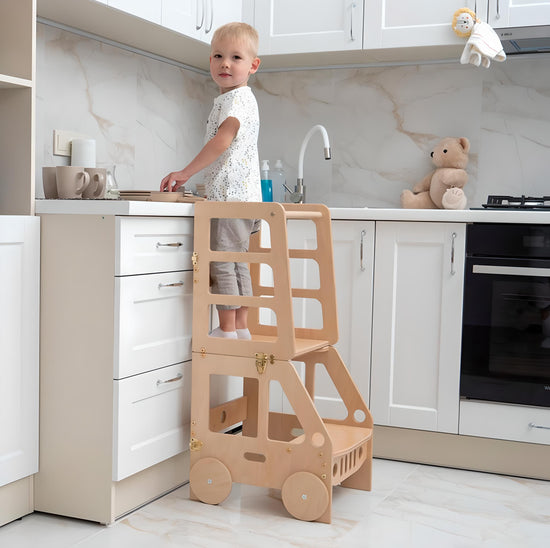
[56,166,90,199]
[42,167,58,199]
[83,168,106,199]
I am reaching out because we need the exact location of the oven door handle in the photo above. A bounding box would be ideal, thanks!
[472,264,550,277]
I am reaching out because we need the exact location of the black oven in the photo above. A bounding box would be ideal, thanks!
[461,223,550,407]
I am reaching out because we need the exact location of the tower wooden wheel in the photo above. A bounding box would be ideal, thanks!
[189,457,232,505]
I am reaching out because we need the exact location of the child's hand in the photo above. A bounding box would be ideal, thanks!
[160,170,189,192]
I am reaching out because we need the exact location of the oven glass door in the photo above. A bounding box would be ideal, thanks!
[461,256,550,407]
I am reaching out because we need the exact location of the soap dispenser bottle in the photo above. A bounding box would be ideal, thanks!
[271,159,286,203]
[260,160,273,202]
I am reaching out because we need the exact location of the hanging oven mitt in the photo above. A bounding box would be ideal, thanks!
[460,21,506,68]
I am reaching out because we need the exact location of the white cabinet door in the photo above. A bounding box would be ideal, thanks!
[206,0,244,44]
[488,0,550,27]
[116,217,194,276]
[162,0,202,39]
[255,0,363,55]
[107,0,162,24]
[162,0,242,43]
[113,362,191,480]
[370,222,465,434]
[0,217,39,487]
[460,400,550,445]
[364,0,482,49]
[114,271,193,379]
[330,220,374,409]
[281,219,374,419]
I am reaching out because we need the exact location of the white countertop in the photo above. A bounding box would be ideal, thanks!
[35,199,550,224]
[35,199,196,217]
[328,207,550,223]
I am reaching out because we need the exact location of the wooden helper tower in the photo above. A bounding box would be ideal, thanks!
[189,202,373,523]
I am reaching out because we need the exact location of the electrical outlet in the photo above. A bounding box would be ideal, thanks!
[53,130,91,156]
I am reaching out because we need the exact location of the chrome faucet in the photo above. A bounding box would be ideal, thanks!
[290,124,331,203]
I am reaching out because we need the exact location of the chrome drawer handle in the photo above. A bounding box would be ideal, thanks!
[195,0,204,30]
[450,232,457,276]
[157,373,183,387]
[350,2,357,41]
[528,422,550,431]
[156,241,183,248]
[158,281,184,289]
[360,229,366,271]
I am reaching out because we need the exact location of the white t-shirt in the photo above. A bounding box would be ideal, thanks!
[203,86,262,202]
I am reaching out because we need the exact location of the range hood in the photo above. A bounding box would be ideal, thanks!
[495,25,550,55]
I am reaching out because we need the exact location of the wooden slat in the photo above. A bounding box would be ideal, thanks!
[284,210,323,219]
[209,396,248,432]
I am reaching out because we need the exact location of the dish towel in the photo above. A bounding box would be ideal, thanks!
[460,21,506,68]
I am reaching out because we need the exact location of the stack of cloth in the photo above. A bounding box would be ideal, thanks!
[460,21,506,68]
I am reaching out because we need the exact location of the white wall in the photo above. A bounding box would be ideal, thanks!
[254,57,550,208]
[36,23,550,208]
[35,23,213,195]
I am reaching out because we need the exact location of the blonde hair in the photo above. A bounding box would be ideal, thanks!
[211,22,259,57]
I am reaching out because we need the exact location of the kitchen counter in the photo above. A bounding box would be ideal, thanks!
[36,200,550,224]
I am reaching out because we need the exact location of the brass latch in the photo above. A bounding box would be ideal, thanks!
[191,251,199,271]
[189,437,203,452]
[255,352,274,374]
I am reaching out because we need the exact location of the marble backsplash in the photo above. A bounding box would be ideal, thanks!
[36,23,212,196]
[36,22,550,208]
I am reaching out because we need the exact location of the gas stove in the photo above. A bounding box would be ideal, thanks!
[472,195,550,210]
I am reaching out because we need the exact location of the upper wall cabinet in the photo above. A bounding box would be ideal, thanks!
[38,0,550,71]
[363,0,484,49]
[488,0,550,28]
[207,0,244,43]
[162,0,243,44]
[107,0,162,24]
[161,0,206,41]
[254,0,363,55]
[98,0,243,44]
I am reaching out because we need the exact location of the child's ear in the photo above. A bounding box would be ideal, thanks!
[250,57,261,74]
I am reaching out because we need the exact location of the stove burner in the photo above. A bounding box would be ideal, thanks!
[481,195,550,209]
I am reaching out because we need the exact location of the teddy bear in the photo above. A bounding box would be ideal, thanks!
[401,137,470,210]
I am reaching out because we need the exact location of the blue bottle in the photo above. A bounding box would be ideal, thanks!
[260,160,273,202]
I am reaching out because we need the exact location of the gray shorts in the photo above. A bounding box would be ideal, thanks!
[210,217,261,310]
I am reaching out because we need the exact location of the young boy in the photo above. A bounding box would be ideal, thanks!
[160,22,261,340]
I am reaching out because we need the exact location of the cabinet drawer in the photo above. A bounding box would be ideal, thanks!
[460,400,550,445]
[114,271,192,379]
[113,362,191,481]
[116,217,194,275]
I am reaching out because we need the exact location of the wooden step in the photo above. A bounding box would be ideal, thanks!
[324,423,373,457]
